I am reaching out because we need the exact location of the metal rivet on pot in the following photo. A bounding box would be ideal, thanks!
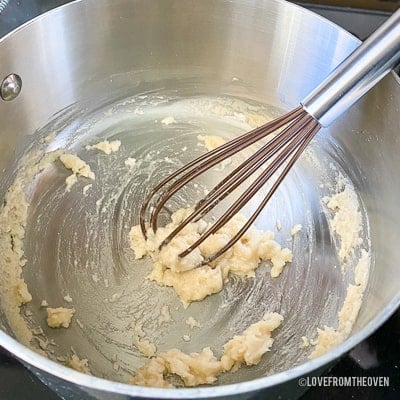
[1,73,22,101]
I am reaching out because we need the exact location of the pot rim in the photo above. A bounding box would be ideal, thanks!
[1,0,399,397]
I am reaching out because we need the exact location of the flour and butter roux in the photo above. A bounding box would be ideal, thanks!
[0,96,371,388]
[131,312,283,387]
[46,307,75,329]
[309,179,369,358]
[130,210,293,307]
[59,153,95,192]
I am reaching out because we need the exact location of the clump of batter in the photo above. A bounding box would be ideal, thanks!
[197,134,226,151]
[68,354,91,374]
[323,186,362,261]
[130,209,292,307]
[309,181,370,358]
[46,307,75,328]
[0,95,372,390]
[0,149,63,346]
[59,153,95,192]
[85,140,121,154]
[309,250,370,358]
[131,312,283,388]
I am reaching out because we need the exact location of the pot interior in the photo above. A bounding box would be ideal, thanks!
[0,0,399,394]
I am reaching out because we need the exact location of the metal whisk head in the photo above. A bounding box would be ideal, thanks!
[139,106,321,264]
[139,7,400,264]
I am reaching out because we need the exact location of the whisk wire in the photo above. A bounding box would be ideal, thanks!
[194,121,321,264]
[139,106,320,263]
[148,107,304,233]
[139,107,303,238]
[139,8,400,263]
[159,110,316,250]
[178,115,320,261]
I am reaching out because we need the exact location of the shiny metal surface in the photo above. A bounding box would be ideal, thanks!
[303,8,400,126]
[0,0,399,399]
[0,72,22,101]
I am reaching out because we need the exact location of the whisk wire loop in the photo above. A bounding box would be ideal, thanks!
[139,8,400,263]
[179,115,320,261]
[139,106,303,238]
[148,107,304,234]
[159,110,316,250]
[139,106,320,262]
[194,121,321,264]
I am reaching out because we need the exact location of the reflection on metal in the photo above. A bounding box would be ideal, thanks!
[0,73,22,101]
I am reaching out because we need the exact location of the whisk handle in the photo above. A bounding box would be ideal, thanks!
[302,8,400,127]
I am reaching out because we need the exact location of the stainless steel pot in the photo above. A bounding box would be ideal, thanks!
[0,0,399,399]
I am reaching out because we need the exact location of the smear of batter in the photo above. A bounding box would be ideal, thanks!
[323,185,362,261]
[309,180,369,358]
[132,323,157,358]
[85,140,121,154]
[186,316,201,329]
[197,135,226,151]
[68,354,91,374]
[59,154,95,180]
[309,250,369,358]
[59,153,95,191]
[161,116,176,125]
[0,149,63,346]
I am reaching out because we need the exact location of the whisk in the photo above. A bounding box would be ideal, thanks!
[140,9,400,264]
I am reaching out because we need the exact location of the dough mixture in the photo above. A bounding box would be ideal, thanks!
[130,210,293,306]
[131,312,283,387]
[46,307,75,329]
[85,139,122,154]
[0,94,371,389]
